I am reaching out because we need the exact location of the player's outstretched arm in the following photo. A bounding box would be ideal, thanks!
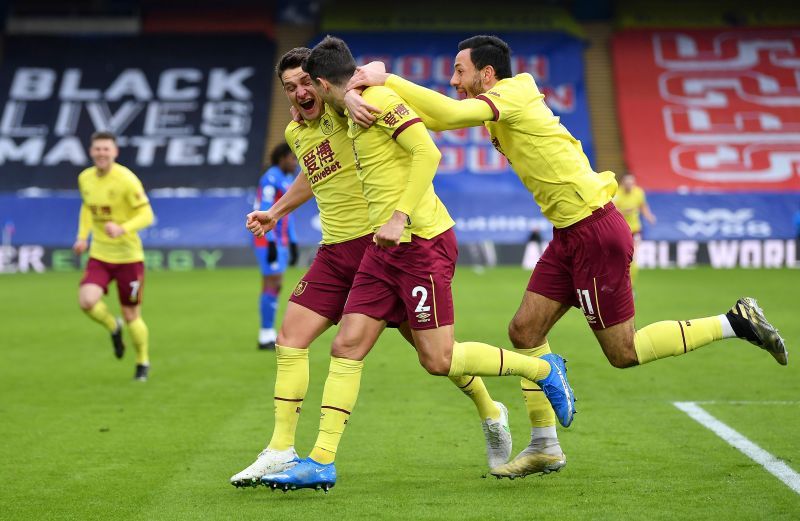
[246,173,312,239]
[270,172,313,219]
[348,67,494,129]
[385,75,494,128]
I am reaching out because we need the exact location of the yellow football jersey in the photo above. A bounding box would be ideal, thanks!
[285,103,372,244]
[346,86,454,242]
[478,73,618,228]
[613,186,647,233]
[77,163,150,263]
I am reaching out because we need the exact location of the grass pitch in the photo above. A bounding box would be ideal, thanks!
[1,266,799,520]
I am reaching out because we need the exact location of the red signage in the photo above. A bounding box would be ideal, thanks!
[613,29,800,191]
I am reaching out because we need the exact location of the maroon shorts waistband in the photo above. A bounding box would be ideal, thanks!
[558,202,616,232]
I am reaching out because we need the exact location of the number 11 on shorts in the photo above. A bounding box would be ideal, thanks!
[576,288,594,315]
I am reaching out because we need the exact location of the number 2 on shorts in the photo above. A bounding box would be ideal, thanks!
[412,285,430,313]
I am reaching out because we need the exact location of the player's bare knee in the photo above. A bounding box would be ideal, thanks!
[276,330,310,349]
[78,293,97,311]
[121,307,139,323]
[419,354,450,376]
[331,333,366,360]
[508,318,543,349]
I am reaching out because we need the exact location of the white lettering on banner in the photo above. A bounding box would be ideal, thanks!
[0,66,257,169]
[10,68,56,100]
[455,216,549,234]
[157,69,202,100]
[654,33,800,70]
[676,240,698,267]
[0,245,45,273]
[664,106,800,143]
[659,71,800,107]
[635,240,673,268]
[60,69,102,100]
[651,31,800,186]
[637,240,799,268]
[676,208,772,238]
[0,101,48,136]
[670,144,800,183]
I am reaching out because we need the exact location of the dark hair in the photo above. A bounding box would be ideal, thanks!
[458,35,513,80]
[270,143,293,166]
[276,47,312,81]
[304,35,356,87]
[90,131,117,144]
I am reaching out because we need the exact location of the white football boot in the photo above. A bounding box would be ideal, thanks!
[490,427,566,479]
[230,447,299,488]
[481,401,513,469]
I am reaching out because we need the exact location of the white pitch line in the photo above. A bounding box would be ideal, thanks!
[674,401,800,495]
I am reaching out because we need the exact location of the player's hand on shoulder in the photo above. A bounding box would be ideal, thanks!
[104,222,125,238]
[346,62,389,91]
[344,89,379,129]
[72,239,88,254]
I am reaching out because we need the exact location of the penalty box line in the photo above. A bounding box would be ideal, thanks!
[673,401,800,496]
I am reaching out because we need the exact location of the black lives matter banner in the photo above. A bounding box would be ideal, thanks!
[0,35,273,189]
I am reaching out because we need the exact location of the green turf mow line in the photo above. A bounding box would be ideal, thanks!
[674,401,800,495]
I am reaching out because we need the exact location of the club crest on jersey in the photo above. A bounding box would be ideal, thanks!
[320,114,334,135]
[293,280,308,297]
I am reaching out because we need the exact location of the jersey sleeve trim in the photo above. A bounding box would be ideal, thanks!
[475,94,499,121]
[391,117,423,140]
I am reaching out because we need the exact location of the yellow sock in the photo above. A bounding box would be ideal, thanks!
[268,345,309,451]
[127,317,149,365]
[517,342,557,428]
[448,341,551,382]
[634,317,723,365]
[449,376,500,420]
[309,357,363,464]
[84,301,117,332]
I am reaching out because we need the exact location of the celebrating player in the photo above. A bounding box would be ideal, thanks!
[73,131,154,381]
[346,34,788,479]
[613,173,656,287]
[231,48,513,488]
[259,36,575,493]
[253,143,299,351]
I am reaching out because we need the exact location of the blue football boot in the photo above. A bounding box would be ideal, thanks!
[538,354,576,427]
[261,457,337,493]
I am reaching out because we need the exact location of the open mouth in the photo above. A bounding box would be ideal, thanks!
[299,99,315,111]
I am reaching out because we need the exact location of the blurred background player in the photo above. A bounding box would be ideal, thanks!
[613,173,656,287]
[72,131,154,381]
[254,143,299,350]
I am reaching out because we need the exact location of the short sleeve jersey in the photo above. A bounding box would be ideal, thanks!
[477,73,618,228]
[285,104,372,244]
[77,163,150,263]
[254,165,295,247]
[613,186,646,233]
[347,86,454,242]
